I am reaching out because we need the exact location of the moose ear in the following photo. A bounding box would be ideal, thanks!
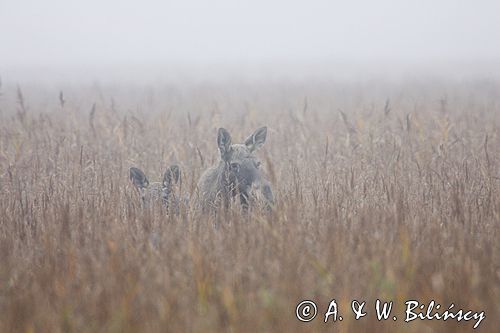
[244,126,267,152]
[130,167,149,188]
[217,128,232,161]
[163,165,180,187]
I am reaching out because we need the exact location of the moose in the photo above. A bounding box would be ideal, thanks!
[129,126,274,212]
[129,165,182,211]
[197,126,274,211]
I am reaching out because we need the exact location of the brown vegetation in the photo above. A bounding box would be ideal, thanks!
[0,79,499,332]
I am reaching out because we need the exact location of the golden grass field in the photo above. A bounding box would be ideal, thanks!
[0,78,499,332]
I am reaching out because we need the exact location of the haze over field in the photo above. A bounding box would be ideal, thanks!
[1,2,500,333]
[1,0,500,81]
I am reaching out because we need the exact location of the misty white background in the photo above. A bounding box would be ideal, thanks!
[1,0,499,80]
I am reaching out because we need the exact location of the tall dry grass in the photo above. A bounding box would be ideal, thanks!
[0,79,499,332]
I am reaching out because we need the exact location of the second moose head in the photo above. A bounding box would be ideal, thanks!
[130,165,181,210]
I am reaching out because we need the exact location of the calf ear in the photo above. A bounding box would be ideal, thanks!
[163,165,180,187]
[245,126,267,152]
[217,128,232,161]
[130,167,149,188]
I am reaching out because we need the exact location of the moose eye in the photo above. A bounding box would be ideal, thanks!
[230,162,240,172]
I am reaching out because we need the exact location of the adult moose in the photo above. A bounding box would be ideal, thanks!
[197,126,274,211]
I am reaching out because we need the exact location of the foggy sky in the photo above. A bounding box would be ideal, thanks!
[1,0,499,79]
